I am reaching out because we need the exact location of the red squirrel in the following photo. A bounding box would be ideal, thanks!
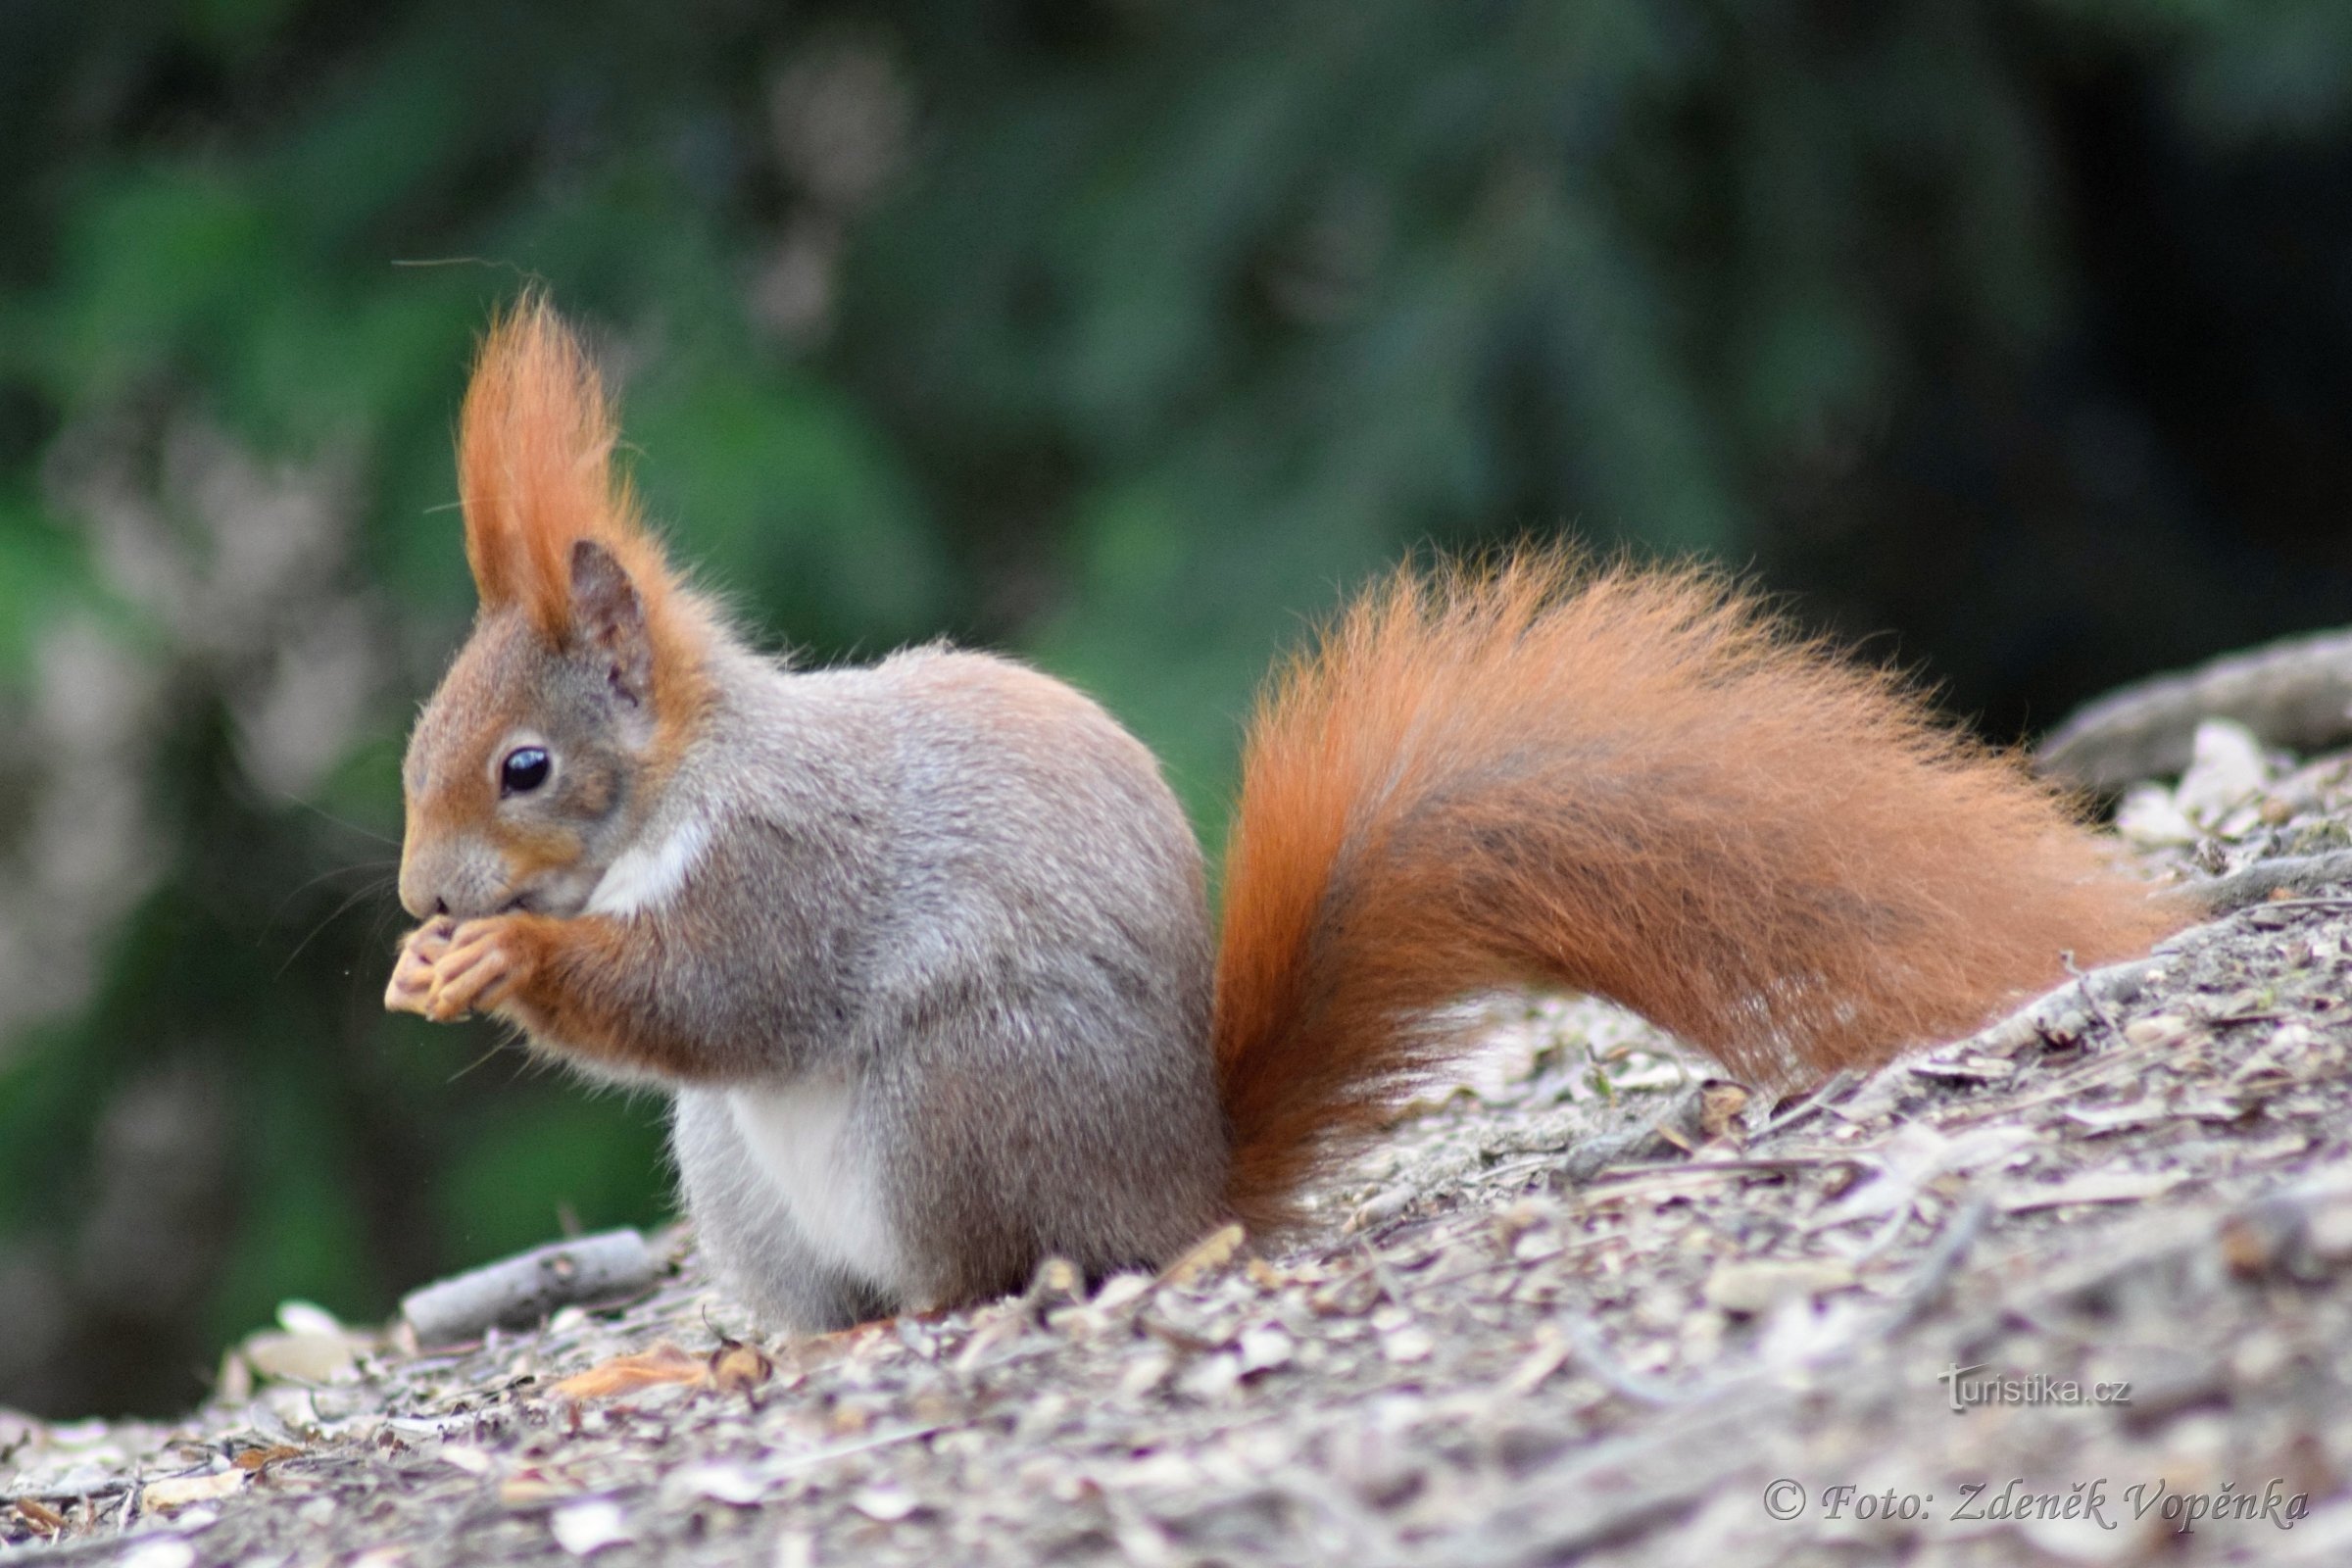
[386,298,2187,1331]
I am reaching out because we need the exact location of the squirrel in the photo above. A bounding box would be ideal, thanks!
[386,297,2198,1333]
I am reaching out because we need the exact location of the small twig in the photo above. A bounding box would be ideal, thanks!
[1876,1196,1991,1336]
[1852,1201,1918,1263]
[2061,950,2120,1042]
[1474,1152,1568,1188]
[1583,1153,1864,1186]
[1136,1313,1221,1355]
[1412,1235,1621,1294]
[1933,1025,2172,1129]
[762,1422,952,1477]
[1561,1318,1688,1407]
[1756,1071,1855,1141]
[1354,1239,1409,1310]
[399,1229,661,1347]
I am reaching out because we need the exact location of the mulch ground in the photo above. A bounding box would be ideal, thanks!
[10,733,2352,1566]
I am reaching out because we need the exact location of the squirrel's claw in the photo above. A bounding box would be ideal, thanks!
[423,916,528,1022]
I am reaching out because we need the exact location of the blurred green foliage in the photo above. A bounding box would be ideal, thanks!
[4,0,2352,1414]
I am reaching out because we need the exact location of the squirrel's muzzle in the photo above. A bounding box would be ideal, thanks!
[397,834,514,922]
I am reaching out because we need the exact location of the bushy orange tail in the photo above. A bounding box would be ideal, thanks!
[1211,552,2182,1230]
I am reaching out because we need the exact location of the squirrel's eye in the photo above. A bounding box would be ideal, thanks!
[500,746,552,796]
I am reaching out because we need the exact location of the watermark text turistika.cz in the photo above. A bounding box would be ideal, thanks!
[1937,1361,2130,1413]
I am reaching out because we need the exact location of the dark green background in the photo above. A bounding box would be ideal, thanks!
[6,0,2352,1416]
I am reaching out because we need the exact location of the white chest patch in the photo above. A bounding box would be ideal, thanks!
[726,1075,906,1290]
[587,814,710,917]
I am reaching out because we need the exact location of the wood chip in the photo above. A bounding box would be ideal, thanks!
[139,1470,245,1513]
[549,1498,632,1555]
[851,1485,919,1522]
[117,1541,197,1568]
[1701,1259,1857,1315]
[1998,1168,2187,1212]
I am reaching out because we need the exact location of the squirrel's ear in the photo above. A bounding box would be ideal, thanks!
[570,539,653,708]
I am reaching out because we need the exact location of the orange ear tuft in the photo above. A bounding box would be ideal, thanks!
[457,294,668,641]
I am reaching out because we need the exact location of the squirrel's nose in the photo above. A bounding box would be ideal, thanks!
[399,840,508,921]
[397,848,442,922]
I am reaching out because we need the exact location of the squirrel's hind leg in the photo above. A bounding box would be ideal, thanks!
[865,993,1231,1312]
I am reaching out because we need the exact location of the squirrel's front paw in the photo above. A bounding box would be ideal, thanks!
[384,917,456,1015]
[423,915,537,1022]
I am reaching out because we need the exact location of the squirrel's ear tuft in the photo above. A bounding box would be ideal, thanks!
[570,539,652,707]
[457,293,670,640]
[456,293,709,726]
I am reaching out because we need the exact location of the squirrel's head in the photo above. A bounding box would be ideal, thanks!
[398,297,714,922]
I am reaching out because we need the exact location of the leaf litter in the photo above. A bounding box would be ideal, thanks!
[12,743,2352,1562]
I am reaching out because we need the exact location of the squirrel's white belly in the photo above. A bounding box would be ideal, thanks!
[724,1074,907,1292]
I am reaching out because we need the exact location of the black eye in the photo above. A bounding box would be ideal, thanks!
[500,747,552,796]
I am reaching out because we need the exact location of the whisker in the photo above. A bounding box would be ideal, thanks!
[275,875,398,978]
[261,787,403,849]
[447,1034,519,1084]
[266,860,399,931]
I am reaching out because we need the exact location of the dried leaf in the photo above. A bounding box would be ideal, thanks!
[1159,1224,1245,1286]
[12,1497,64,1535]
[1697,1080,1751,1141]
[230,1444,304,1473]
[706,1339,774,1394]
[2124,1013,2194,1049]
[551,1343,703,1400]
